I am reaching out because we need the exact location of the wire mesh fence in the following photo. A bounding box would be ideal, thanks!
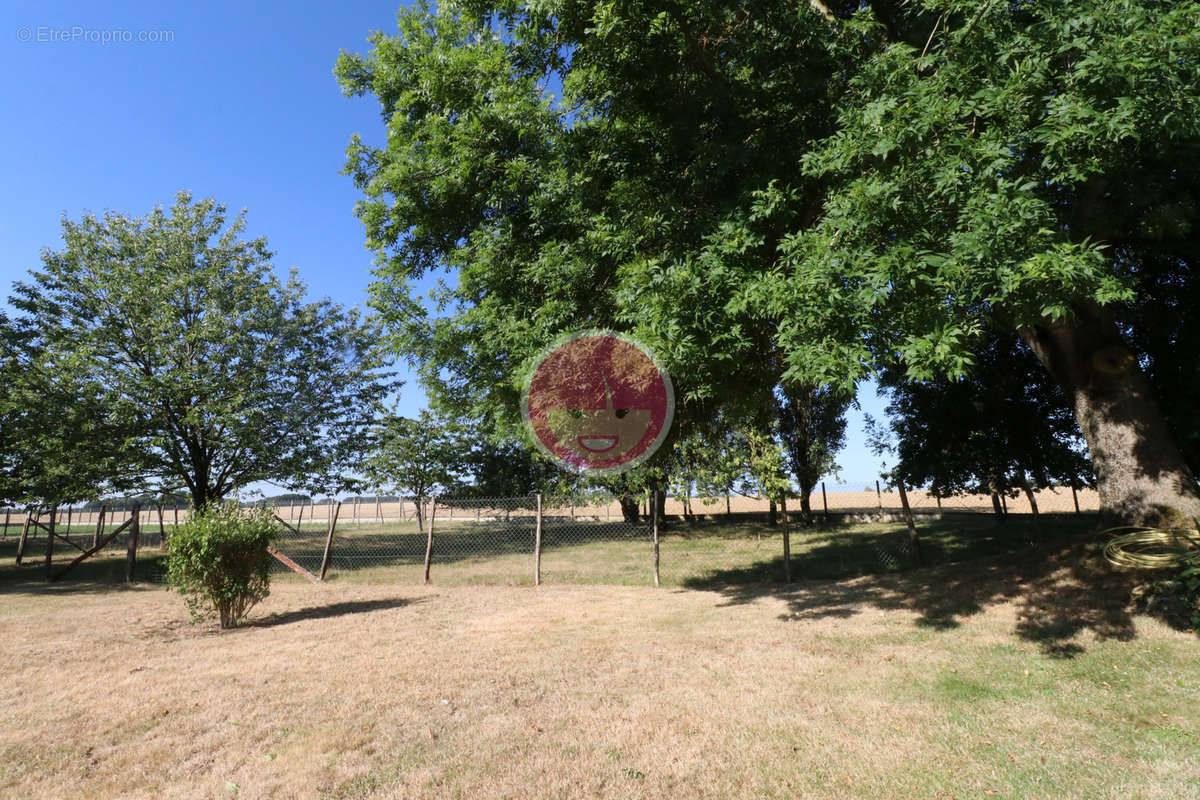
[2,484,1099,588]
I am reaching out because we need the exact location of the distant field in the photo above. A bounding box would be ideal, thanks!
[0,525,1195,799]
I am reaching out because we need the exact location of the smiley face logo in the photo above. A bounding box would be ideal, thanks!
[522,331,674,475]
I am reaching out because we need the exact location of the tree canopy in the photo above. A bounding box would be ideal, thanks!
[6,193,394,508]
[339,0,1200,525]
[869,329,1094,500]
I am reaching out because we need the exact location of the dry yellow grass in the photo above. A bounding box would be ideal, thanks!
[1,553,1197,799]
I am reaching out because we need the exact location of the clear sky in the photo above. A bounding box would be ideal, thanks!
[1,1,889,491]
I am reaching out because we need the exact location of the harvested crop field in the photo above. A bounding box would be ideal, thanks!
[1,542,1198,799]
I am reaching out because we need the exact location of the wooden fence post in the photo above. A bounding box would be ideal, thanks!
[157,504,166,545]
[319,501,342,581]
[423,497,437,584]
[93,504,106,549]
[781,495,792,583]
[174,505,179,528]
[821,481,829,520]
[652,490,660,588]
[15,509,34,565]
[124,505,141,583]
[897,483,923,566]
[534,493,543,587]
[44,507,58,579]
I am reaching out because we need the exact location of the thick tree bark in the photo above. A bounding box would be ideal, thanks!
[1018,302,1200,527]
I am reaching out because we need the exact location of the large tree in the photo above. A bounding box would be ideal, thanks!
[8,193,393,509]
[869,330,1095,514]
[339,0,1200,526]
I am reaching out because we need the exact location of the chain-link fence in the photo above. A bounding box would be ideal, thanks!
[0,506,169,583]
[3,484,1098,588]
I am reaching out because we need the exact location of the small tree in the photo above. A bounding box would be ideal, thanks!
[166,503,277,629]
[777,384,852,522]
[365,410,469,531]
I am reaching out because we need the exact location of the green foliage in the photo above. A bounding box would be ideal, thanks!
[0,310,133,506]
[366,410,470,502]
[165,503,277,629]
[777,384,852,507]
[461,437,567,498]
[340,1,1200,520]
[7,192,394,508]
[870,329,1094,497]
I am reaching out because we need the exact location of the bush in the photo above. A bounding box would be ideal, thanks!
[166,503,277,628]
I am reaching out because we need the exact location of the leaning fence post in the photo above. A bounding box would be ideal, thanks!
[652,489,660,588]
[821,481,829,520]
[423,497,437,584]
[124,505,141,583]
[534,493,543,587]
[15,508,33,565]
[319,501,342,581]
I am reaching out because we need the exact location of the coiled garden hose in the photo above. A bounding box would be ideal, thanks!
[1102,526,1200,570]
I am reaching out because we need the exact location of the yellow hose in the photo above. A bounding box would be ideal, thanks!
[1101,526,1200,570]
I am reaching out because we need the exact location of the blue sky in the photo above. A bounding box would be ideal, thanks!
[1,0,889,490]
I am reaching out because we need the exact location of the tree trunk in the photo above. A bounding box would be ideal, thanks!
[768,498,778,526]
[990,490,1005,521]
[654,487,667,529]
[1019,302,1200,527]
[618,494,640,524]
[799,491,813,524]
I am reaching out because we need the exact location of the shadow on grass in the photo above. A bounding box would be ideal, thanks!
[688,514,1182,658]
[252,597,426,628]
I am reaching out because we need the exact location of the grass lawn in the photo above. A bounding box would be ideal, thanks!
[0,517,1196,798]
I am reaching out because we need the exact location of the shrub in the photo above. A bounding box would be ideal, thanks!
[166,503,277,628]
